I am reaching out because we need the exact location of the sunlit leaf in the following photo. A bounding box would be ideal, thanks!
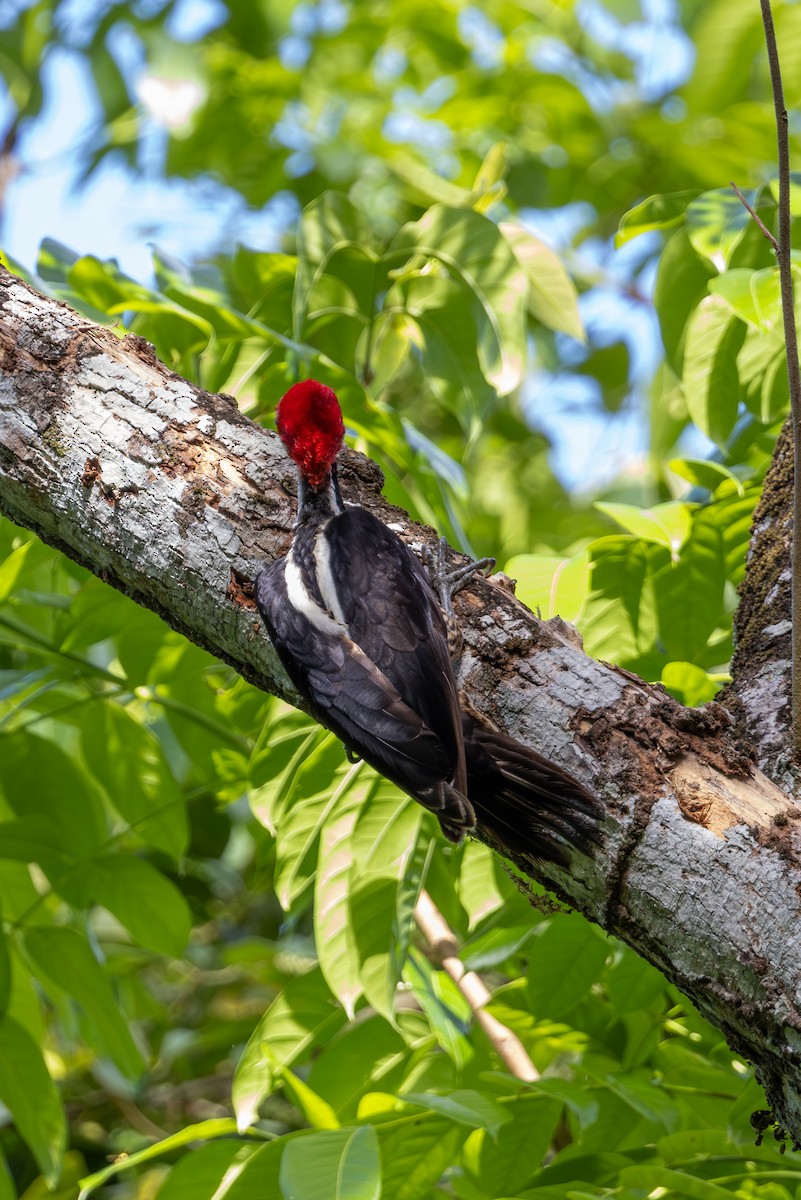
[401,1090,511,1137]
[392,205,528,394]
[682,295,746,446]
[78,1120,242,1198]
[616,191,697,245]
[686,189,751,270]
[504,551,590,622]
[280,1126,381,1200]
[595,501,692,558]
[501,222,584,340]
[315,786,363,1017]
[233,969,346,1131]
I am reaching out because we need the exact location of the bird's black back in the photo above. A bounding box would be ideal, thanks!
[255,506,463,802]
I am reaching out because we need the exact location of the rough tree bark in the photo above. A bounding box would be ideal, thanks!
[2,265,801,1141]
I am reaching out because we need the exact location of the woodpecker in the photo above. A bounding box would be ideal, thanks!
[256,380,600,864]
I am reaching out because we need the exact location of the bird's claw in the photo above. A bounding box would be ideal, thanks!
[423,536,494,620]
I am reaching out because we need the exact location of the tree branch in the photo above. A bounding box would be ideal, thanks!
[729,180,778,251]
[414,890,538,1081]
[758,0,801,765]
[3,267,801,1139]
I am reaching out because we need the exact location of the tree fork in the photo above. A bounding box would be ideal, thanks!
[3,266,801,1138]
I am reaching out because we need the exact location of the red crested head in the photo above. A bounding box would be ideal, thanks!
[275,380,345,489]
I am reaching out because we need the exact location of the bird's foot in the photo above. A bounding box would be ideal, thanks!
[417,779,476,844]
[423,537,495,622]
[344,746,362,764]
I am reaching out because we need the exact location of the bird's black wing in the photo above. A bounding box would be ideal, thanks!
[322,507,466,791]
[255,559,452,793]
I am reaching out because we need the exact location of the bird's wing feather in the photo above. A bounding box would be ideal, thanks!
[322,508,465,789]
[256,560,452,790]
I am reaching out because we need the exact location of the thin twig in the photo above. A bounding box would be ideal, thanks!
[414,889,539,1081]
[729,180,778,251]
[759,0,801,765]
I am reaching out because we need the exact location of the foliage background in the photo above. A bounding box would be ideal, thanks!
[0,0,799,1196]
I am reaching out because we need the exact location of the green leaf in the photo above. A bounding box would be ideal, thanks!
[682,294,746,446]
[709,266,780,333]
[618,1165,734,1199]
[153,1141,262,1200]
[350,873,406,1024]
[231,247,297,325]
[462,923,536,972]
[0,1014,65,1186]
[605,946,667,1015]
[392,205,528,394]
[0,541,35,605]
[462,1095,563,1195]
[669,458,744,495]
[654,229,716,373]
[345,791,427,1022]
[0,1150,12,1200]
[684,0,761,112]
[686,189,751,269]
[36,237,80,284]
[661,662,722,706]
[271,735,352,908]
[616,191,698,245]
[78,1119,242,1198]
[249,723,327,829]
[348,786,421,878]
[602,1075,680,1129]
[222,1141,285,1200]
[378,1114,465,1200]
[578,340,630,411]
[388,273,494,419]
[402,1090,511,1137]
[308,1017,408,1121]
[315,789,363,1018]
[279,1126,381,1200]
[24,926,144,1079]
[0,913,8,1019]
[526,1079,599,1127]
[738,322,790,425]
[80,702,187,858]
[0,816,73,870]
[0,733,107,860]
[500,222,584,340]
[527,916,609,1018]
[709,268,761,327]
[403,949,472,1067]
[744,266,779,331]
[595,501,692,557]
[233,968,346,1130]
[60,856,191,957]
[580,537,663,672]
[504,551,590,622]
[278,1066,340,1129]
[652,508,727,664]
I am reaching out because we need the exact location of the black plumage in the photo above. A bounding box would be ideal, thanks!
[256,380,601,863]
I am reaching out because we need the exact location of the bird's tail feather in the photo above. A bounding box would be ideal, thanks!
[462,712,601,866]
